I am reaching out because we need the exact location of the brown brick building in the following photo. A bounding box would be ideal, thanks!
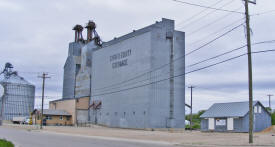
[49,97,89,125]
[32,109,72,126]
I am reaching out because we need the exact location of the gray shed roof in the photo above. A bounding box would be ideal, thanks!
[37,109,71,116]
[200,101,260,118]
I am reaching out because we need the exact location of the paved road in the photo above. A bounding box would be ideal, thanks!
[0,127,176,147]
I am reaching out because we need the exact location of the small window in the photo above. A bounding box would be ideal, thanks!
[46,115,52,120]
[66,116,70,121]
[60,116,63,120]
[216,119,226,126]
[254,106,258,113]
[258,106,262,113]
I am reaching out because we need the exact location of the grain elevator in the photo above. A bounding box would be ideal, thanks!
[62,18,185,129]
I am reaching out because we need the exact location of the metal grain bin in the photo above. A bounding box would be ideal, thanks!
[0,74,35,120]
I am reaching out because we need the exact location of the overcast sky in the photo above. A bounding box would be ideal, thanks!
[0,0,275,112]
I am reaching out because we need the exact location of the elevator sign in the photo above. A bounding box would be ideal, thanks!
[110,49,132,69]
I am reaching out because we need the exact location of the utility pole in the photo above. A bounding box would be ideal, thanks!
[244,0,256,144]
[38,73,50,129]
[188,86,195,130]
[267,94,273,110]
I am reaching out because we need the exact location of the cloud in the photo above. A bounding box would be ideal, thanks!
[0,1,23,11]
[0,0,274,111]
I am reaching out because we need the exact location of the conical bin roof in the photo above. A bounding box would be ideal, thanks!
[0,74,33,86]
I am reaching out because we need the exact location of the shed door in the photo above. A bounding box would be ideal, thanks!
[227,118,234,130]
[208,118,214,130]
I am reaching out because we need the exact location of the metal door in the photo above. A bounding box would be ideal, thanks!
[227,118,234,130]
[208,118,214,130]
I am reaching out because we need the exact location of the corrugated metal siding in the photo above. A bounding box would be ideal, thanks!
[75,72,90,98]
[90,31,152,129]
[200,119,208,131]
[201,102,271,132]
[90,18,185,129]
[76,110,88,123]
[68,42,82,56]
[200,101,257,118]
[75,42,96,98]
[0,77,35,120]
[233,118,245,132]
[254,103,272,132]
[62,56,76,99]
[63,42,82,99]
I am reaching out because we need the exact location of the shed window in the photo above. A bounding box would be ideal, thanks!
[258,106,262,113]
[254,106,258,113]
[66,116,70,121]
[45,115,52,120]
[60,116,63,120]
[216,119,226,126]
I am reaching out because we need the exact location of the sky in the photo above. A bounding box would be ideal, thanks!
[0,0,275,112]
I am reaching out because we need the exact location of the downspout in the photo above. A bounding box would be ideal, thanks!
[167,31,174,128]
[88,74,91,122]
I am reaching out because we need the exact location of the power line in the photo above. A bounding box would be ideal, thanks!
[172,0,244,14]
[186,6,243,36]
[187,40,275,68]
[0,94,60,99]
[94,40,275,93]
[19,71,57,75]
[176,0,224,27]
[92,49,275,97]
[177,0,235,29]
[251,9,275,16]
[187,17,245,47]
[185,22,244,56]
[4,102,49,107]
[94,23,243,91]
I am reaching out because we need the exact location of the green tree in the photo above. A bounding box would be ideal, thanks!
[185,110,206,129]
[266,107,272,113]
[0,139,14,147]
[272,110,275,125]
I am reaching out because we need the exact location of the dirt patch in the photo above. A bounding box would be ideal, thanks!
[261,125,275,133]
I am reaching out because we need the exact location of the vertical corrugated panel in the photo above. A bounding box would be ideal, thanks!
[1,82,35,120]
[89,19,185,129]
